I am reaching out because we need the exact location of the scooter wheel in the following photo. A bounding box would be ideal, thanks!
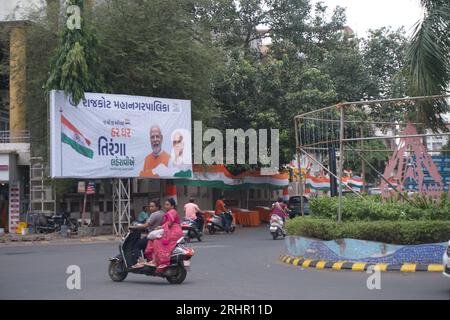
[108,259,128,282]
[166,264,187,284]
[208,226,215,234]
[230,226,235,233]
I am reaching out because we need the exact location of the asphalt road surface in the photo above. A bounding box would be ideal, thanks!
[0,226,449,300]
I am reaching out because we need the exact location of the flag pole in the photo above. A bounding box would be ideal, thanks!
[59,107,63,176]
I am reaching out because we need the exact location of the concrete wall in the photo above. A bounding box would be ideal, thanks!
[286,236,447,264]
[0,143,30,165]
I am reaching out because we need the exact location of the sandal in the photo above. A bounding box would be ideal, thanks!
[143,261,157,267]
[131,262,145,269]
[155,264,168,273]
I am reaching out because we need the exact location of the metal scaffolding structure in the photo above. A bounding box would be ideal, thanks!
[294,94,450,223]
[112,178,131,236]
[30,157,55,215]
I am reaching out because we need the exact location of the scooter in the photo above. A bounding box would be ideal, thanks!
[108,228,194,284]
[269,214,286,240]
[181,218,203,243]
[207,210,235,234]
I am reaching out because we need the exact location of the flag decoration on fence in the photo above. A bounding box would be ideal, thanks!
[61,115,94,159]
[173,165,289,190]
[305,174,364,192]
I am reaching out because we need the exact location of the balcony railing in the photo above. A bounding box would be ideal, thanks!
[0,130,30,143]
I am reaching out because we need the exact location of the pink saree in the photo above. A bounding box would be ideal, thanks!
[145,209,183,267]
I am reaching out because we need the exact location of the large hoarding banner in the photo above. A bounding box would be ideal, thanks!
[50,90,192,179]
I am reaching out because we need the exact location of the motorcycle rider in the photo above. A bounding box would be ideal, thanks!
[184,198,204,234]
[215,195,232,232]
[129,200,165,267]
[136,206,150,223]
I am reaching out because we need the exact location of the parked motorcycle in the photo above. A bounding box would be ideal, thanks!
[207,210,235,234]
[108,228,194,284]
[181,218,203,243]
[32,211,78,234]
[269,214,286,240]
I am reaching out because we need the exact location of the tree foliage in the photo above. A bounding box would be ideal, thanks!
[46,0,105,105]
[2,0,421,171]
[405,0,450,129]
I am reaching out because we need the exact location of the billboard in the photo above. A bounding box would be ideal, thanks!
[50,90,192,179]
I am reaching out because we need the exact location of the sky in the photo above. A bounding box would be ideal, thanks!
[1,0,425,38]
[319,0,424,38]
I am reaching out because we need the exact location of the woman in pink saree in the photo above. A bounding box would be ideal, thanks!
[144,198,183,273]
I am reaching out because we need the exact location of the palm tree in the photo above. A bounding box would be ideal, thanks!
[406,0,449,129]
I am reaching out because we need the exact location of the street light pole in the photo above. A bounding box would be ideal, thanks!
[338,105,344,223]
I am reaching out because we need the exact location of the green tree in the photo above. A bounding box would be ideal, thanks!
[46,0,105,105]
[362,27,408,100]
[212,52,337,170]
[93,0,221,120]
[361,28,410,124]
[405,0,449,129]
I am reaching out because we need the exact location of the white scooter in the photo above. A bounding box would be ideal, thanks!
[269,214,286,240]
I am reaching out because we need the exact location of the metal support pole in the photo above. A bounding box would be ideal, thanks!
[294,118,304,216]
[360,127,366,193]
[112,178,131,236]
[338,106,344,223]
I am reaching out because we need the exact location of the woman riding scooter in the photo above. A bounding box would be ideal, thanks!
[271,197,289,221]
[129,200,165,268]
[144,198,184,273]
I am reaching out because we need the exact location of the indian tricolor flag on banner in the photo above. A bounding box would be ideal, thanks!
[61,115,94,159]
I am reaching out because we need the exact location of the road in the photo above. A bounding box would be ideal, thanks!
[0,226,449,300]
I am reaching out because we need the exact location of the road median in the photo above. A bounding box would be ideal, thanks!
[280,254,444,272]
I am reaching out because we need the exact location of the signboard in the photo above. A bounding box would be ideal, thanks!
[86,182,95,195]
[0,154,10,182]
[50,90,192,179]
[9,182,20,234]
[77,181,86,193]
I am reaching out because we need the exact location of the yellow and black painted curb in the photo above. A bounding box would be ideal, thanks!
[280,255,444,272]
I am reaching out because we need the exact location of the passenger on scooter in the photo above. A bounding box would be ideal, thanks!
[184,198,204,233]
[144,198,184,273]
[129,200,165,268]
[215,195,231,231]
[271,197,289,221]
